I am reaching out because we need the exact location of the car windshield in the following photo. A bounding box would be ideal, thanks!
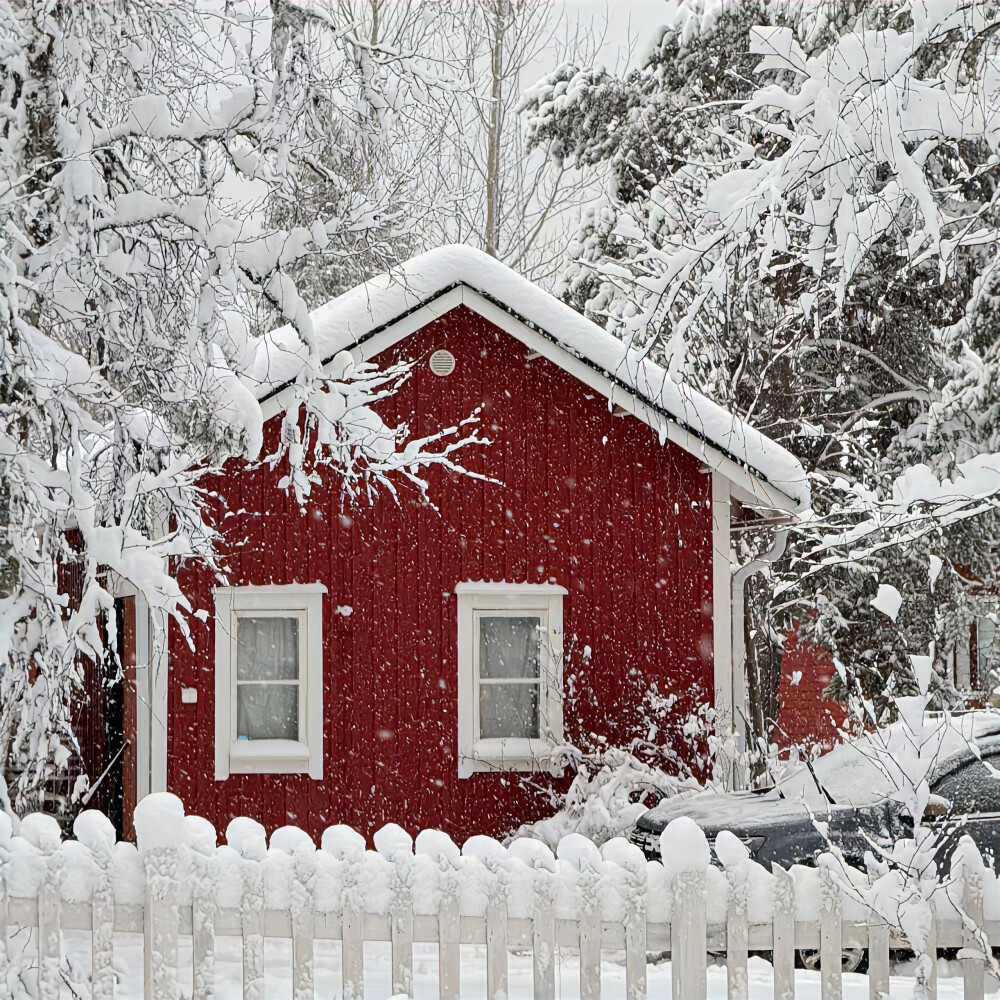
[775,739,898,805]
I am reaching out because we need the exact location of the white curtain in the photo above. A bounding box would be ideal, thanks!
[235,616,299,740]
[236,617,299,680]
[479,616,540,678]
[479,615,541,739]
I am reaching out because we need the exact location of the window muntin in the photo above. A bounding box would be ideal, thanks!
[233,612,304,742]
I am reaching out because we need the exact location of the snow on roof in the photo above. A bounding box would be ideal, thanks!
[251,245,811,512]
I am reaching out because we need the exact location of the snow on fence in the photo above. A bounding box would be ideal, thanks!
[0,794,993,1000]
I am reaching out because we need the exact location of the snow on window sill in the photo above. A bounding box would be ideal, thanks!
[228,739,313,775]
[459,737,565,778]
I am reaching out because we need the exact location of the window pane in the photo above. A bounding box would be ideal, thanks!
[237,616,299,681]
[979,617,997,671]
[236,684,299,740]
[479,683,539,739]
[479,616,541,679]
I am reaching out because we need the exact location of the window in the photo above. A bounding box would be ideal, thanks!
[456,582,566,777]
[214,584,325,779]
[234,613,302,741]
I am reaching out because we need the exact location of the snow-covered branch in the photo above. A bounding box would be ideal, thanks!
[0,0,474,803]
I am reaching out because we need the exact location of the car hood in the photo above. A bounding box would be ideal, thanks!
[637,787,840,835]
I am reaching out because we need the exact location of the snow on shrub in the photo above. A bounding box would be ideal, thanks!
[514,746,701,849]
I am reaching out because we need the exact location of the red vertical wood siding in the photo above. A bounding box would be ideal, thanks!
[168,306,715,843]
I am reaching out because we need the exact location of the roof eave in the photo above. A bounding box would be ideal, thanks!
[256,278,809,515]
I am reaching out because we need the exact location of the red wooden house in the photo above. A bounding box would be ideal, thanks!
[103,247,809,844]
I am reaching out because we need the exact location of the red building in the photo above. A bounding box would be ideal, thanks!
[106,247,809,843]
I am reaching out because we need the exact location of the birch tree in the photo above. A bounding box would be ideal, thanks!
[431,1,599,284]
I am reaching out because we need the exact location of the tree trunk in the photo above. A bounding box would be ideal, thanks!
[483,2,506,258]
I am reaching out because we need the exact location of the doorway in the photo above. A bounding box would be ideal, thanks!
[93,596,138,840]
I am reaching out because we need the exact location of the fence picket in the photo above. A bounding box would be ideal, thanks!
[819,866,842,1000]
[143,846,180,1000]
[438,890,461,1000]
[926,916,939,999]
[672,868,707,1000]
[772,866,795,1000]
[191,852,216,1000]
[240,860,266,1000]
[91,850,115,1000]
[963,856,986,1000]
[291,888,315,1000]
[625,901,646,1000]
[391,902,413,999]
[37,853,61,1000]
[533,897,556,1000]
[580,904,601,1000]
[867,920,890,1000]
[342,902,364,1000]
[486,894,508,1000]
[726,864,749,1000]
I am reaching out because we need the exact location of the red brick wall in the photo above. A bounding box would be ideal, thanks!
[774,631,845,751]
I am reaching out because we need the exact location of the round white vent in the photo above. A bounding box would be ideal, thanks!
[429,349,456,377]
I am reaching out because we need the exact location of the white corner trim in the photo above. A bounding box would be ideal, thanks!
[456,582,565,779]
[149,606,169,794]
[132,594,152,802]
[214,584,325,780]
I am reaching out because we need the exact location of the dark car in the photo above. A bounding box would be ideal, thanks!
[629,713,1000,873]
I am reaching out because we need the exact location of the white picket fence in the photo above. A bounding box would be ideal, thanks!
[0,794,995,1000]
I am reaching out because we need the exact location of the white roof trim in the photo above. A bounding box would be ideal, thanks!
[252,246,810,513]
[454,581,570,595]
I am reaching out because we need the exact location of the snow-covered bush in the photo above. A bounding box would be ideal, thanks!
[514,746,701,850]
[517,684,714,848]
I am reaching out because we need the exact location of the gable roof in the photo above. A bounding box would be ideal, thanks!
[251,245,810,514]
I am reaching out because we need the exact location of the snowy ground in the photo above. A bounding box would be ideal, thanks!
[10,929,995,999]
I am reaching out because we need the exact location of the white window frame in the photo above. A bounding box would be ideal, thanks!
[214,584,325,779]
[456,582,566,778]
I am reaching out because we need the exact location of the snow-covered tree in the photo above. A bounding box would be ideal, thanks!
[524,0,1000,735]
[264,0,457,309]
[422,0,598,285]
[0,0,475,804]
